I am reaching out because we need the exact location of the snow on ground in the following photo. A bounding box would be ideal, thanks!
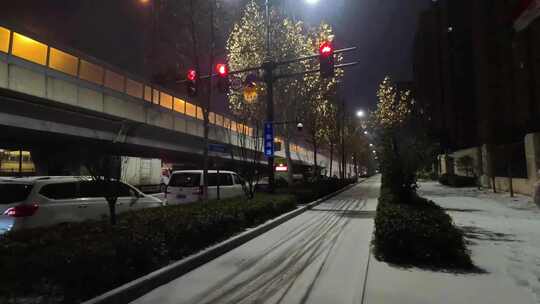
[131,179,379,304]
[366,182,540,304]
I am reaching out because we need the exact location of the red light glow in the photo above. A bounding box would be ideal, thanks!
[3,203,39,218]
[187,69,197,81]
[216,64,228,77]
[319,41,333,56]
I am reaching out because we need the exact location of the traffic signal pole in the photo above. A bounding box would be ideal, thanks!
[263,61,276,192]
[179,46,357,194]
[263,0,277,193]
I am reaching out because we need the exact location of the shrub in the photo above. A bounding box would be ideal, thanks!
[439,173,476,187]
[286,177,356,204]
[0,194,296,303]
[373,187,473,269]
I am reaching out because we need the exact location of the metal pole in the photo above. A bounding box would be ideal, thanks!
[202,0,215,201]
[341,99,346,179]
[265,62,275,193]
[18,148,22,176]
[217,167,221,200]
[265,0,271,58]
[264,0,275,193]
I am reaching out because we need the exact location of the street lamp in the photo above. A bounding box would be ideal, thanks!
[364,131,368,135]
[369,143,373,147]
[356,110,365,118]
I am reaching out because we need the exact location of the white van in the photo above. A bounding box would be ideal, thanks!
[165,170,246,204]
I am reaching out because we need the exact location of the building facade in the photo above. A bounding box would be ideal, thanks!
[414,0,540,150]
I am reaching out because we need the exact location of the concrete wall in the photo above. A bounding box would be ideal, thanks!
[493,177,532,196]
[440,133,540,196]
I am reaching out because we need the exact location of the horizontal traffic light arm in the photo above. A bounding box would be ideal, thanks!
[275,61,359,80]
[177,47,357,83]
[275,47,357,67]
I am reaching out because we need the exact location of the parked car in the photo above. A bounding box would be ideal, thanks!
[0,176,164,234]
[165,170,247,204]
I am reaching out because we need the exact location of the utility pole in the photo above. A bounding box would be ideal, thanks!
[202,0,216,201]
[264,0,276,193]
[179,2,358,191]
[341,97,346,179]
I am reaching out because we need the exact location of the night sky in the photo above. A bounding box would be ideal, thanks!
[299,0,432,111]
[1,0,430,112]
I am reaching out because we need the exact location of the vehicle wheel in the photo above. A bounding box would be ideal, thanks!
[160,183,167,193]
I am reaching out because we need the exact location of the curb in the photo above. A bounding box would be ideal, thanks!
[83,180,363,304]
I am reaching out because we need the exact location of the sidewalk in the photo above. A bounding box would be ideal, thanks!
[365,182,540,304]
[131,178,379,304]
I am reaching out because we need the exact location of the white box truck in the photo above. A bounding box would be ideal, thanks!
[120,157,163,193]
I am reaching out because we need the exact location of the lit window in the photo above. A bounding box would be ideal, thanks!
[144,86,152,102]
[174,98,185,114]
[49,48,78,76]
[12,33,47,65]
[209,112,216,124]
[126,79,143,98]
[196,106,204,120]
[0,27,10,53]
[231,121,238,132]
[223,117,231,129]
[79,60,104,85]
[185,102,196,117]
[152,89,160,104]
[160,92,173,109]
[104,70,125,92]
[215,114,224,126]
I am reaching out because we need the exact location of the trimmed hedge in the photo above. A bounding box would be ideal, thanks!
[0,194,296,303]
[373,187,473,269]
[286,178,356,204]
[439,173,477,188]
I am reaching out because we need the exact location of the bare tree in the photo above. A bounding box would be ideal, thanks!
[84,154,122,225]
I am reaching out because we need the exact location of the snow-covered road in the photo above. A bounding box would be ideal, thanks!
[131,178,379,304]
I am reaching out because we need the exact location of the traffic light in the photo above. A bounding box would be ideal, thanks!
[215,63,230,93]
[319,41,334,78]
[186,69,198,97]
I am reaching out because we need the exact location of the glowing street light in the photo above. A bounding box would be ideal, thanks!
[369,143,373,147]
[356,110,365,118]
[305,0,319,4]
[364,131,369,135]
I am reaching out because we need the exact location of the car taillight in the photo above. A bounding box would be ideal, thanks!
[3,203,39,218]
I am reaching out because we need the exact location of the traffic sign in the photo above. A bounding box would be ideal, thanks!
[264,122,274,157]
[208,143,229,154]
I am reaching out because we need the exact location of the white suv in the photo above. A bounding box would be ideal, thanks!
[165,170,247,205]
[0,176,163,234]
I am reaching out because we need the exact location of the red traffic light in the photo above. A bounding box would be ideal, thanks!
[319,41,333,57]
[216,63,228,77]
[187,69,197,81]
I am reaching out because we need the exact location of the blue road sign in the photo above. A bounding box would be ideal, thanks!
[264,122,274,157]
[208,143,228,154]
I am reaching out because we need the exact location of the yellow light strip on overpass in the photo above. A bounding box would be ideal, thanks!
[0,26,9,53]
[2,26,261,140]
[12,33,47,65]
